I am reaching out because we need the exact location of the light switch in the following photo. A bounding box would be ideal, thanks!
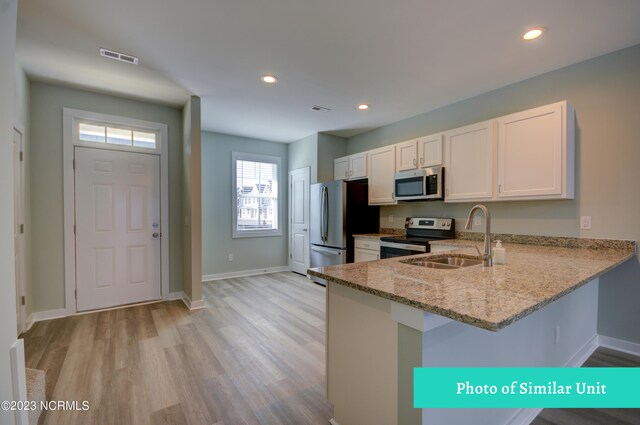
[580,216,592,230]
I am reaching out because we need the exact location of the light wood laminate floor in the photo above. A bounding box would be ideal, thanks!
[531,347,640,425]
[22,272,332,425]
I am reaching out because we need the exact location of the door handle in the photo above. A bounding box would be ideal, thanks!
[303,228,308,231]
[152,232,160,238]
[311,246,341,255]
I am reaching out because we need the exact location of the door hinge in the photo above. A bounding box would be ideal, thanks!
[74,224,76,234]
[21,296,25,306]
[73,159,76,169]
[20,151,24,162]
[20,224,24,234]
[290,253,292,259]
[75,289,77,299]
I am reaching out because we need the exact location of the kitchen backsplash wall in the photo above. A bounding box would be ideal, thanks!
[348,44,640,344]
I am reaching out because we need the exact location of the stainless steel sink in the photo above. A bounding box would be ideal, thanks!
[400,255,483,270]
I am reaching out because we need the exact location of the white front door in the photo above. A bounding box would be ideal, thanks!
[75,147,161,311]
[13,128,26,334]
[289,167,310,275]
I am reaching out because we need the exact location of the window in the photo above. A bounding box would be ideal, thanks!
[232,152,281,238]
[78,122,158,150]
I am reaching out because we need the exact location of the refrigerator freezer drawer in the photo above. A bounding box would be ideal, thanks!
[310,245,346,285]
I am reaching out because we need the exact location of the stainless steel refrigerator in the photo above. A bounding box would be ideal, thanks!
[310,180,379,284]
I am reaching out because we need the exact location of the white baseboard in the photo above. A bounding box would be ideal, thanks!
[166,291,183,301]
[202,266,289,282]
[505,334,598,425]
[181,292,205,310]
[32,308,68,323]
[598,335,640,357]
[506,408,542,425]
[564,334,599,367]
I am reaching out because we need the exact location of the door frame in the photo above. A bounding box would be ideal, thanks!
[13,123,27,334]
[288,167,310,275]
[63,108,169,316]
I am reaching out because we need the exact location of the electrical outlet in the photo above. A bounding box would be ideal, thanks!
[554,326,560,344]
[580,216,592,230]
[228,253,234,262]
[474,216,482,226]
[388,214,394,223]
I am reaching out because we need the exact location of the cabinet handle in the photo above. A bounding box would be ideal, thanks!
[498,184,502,193]
[420,157,424,165]
[413,158,417,166]
[446,188,449,196]
[391,192,394,199]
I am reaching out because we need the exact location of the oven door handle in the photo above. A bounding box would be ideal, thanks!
[379,241,427,252]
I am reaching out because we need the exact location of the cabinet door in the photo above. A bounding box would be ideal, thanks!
[497,101,573,199]
[334,156,349,180]
[417,133,443,167]
[395,139,418,172]
[367,145,397,205]
[349,152,367,180]
[354,248,379,263]
[444,120,496,202]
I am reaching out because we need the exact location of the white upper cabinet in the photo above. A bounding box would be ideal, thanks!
[367,145,397,205]
[444,120,497,202]
[334,152,367,181]
[497,101,575,200]
[395,133,443,172]
[395,139,418,172]
[334,156,349,180]
[417,133,443,168]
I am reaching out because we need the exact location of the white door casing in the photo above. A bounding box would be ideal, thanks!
[13,127,26,334]
[63,108,169,316]
[75,147,161,311]
[289,167,310,275]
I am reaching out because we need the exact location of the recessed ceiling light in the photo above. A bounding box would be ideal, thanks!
[358,104,370,110]
[261,74,278,84]
[523,27,546,41]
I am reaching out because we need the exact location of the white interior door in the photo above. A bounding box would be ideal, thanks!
[13,128,26,334]
[289,167,310,275]
[75,147,161,311]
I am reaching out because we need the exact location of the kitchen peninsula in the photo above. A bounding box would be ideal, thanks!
[309,237,635,425]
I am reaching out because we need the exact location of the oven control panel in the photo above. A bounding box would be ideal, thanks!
[405,217,453,231]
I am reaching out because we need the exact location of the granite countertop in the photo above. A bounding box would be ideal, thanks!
[308,237,636,331]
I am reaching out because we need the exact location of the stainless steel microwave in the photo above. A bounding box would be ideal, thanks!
[393,166,444,201]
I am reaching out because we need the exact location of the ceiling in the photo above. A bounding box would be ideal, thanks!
[17,0,640,143]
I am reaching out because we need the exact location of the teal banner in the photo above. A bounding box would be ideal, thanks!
[414,368,640,408]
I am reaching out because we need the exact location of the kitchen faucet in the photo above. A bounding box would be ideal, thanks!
[465,204,492,267]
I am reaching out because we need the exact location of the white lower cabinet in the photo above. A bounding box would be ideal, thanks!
[444,120,496,202]
[354,237,380,262]
[367,145,397,205]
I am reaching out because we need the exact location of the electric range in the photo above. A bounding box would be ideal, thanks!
[379,217,455,259]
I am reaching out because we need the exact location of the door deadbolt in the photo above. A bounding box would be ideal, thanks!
[152,232,160,238]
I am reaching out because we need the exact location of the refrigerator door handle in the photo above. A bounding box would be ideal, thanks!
[322,186,329,242]
[320,187,325,241]
[311,246,342,256]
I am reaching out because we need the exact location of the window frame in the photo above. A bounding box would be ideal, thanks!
[231,151,282,238]
[74,118,161,154]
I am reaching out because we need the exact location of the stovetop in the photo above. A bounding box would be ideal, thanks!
[380,217,455,246]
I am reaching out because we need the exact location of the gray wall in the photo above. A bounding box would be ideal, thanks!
[202,131,289,276]
[1,0,19,420]
[288,133,318,182]
[182,96,202,303]
[317,133,346,183]
[29,82,185,312]
[346,44,640,343]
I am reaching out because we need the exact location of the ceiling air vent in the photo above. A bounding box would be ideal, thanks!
[99,48,139,65]
[311,105,332,112]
